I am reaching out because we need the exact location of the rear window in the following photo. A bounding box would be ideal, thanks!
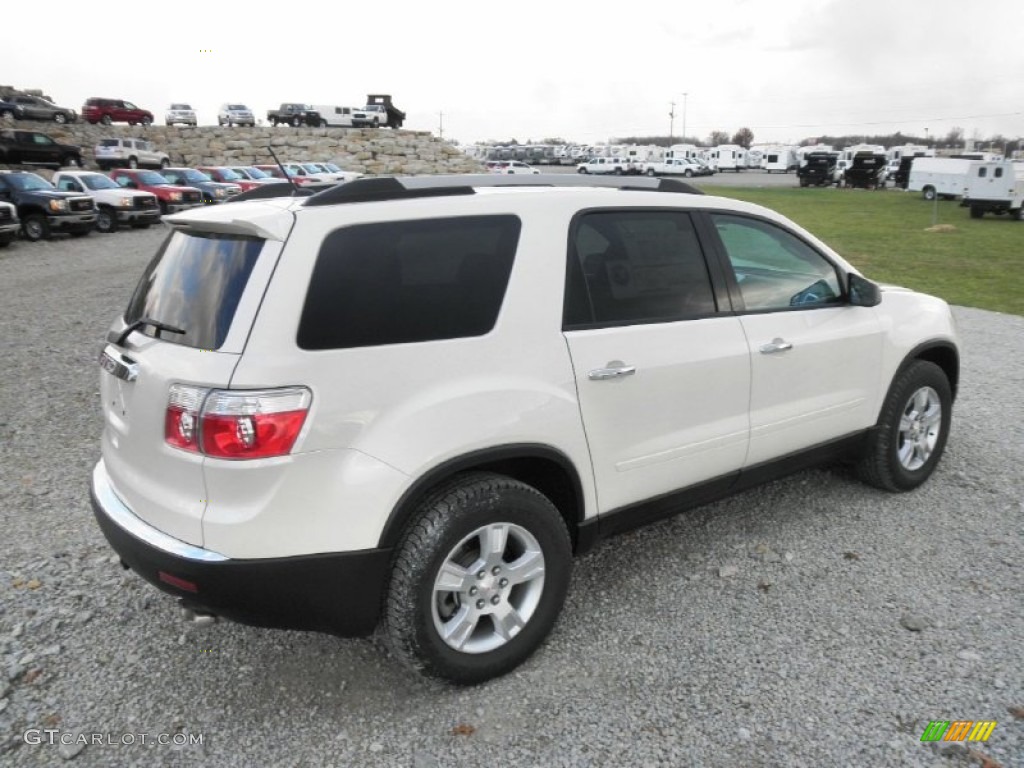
[125,231,263,350]
[298,215,521,350]
[99,139,121,147]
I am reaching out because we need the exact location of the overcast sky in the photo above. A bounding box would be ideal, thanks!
[3,0,1022,147]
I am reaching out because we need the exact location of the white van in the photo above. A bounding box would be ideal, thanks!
[907,157,975,200]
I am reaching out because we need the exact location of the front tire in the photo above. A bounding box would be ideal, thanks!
[383,473,571,684]
[95,208,118,233]
[22,214,50,242]
[128,157,138,169]
[857,360,952,492]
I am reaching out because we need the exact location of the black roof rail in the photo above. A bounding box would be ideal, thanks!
[226,181,337,203]
[302,173,704,207]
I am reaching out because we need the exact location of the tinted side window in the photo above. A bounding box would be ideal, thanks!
[564,210,716,328]
[298,215,521,350]
[711,214,842,311]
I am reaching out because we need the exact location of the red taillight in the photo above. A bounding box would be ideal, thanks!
[165,386,311,460]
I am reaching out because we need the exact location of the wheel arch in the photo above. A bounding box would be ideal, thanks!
[906,341,959,400]
[378,444,586,552]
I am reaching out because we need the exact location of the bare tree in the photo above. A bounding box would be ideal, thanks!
[731,127,754,148]
[944,127,964,147]
[707,130,730,146]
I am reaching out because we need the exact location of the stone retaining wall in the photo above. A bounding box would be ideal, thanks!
[1,122,483,175]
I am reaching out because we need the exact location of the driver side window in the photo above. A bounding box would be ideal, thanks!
[711,214,842,311]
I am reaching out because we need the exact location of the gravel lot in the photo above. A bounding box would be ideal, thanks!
[1,225,1021,768]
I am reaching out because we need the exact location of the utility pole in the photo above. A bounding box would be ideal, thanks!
[438,111,444,139]
[669,102,676,143]
[681,92,688,144]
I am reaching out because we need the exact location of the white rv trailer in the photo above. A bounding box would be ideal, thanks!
[907,157,975,200]
[710,144,747,171]
[664,144,702,163]
[762,145,798,173]
[745,148,764,168]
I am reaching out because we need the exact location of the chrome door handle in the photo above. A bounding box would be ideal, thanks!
[588,364,637,380]
[759,338,793,354]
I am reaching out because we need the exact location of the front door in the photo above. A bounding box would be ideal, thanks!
[706,213,884,466]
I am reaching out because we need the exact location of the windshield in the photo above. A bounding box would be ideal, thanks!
[227,105,247,111]
[214,168,242,180]
[301,164,323,173]
[181,170,212,183]
[245,167,270,178]
[82,174,120,190]
[125,231,264,350]
[322,163,341,172]
[99,139,122,147]
[3,173,53,191]
[170,104,192,111]
[136,171,171,185]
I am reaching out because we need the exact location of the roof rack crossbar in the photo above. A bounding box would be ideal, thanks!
[302,173,703,207]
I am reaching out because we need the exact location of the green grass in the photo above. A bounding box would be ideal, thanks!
[707,186,1023,316]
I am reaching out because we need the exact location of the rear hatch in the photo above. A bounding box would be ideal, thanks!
[99,213,290,546]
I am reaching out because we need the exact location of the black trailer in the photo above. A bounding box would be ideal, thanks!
[843,152,887,189]
[797,152,838,187]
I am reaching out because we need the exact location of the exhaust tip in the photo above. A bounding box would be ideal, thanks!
[179,599,218,627]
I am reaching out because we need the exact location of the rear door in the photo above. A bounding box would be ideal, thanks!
[99,228,278,545]
[563,209,750,513]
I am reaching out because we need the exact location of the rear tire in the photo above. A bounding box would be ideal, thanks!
[54,113,67,124]
[856,360,952,492]
[128,157,138,169]
[922,186,936,201]
[383,473,571,684]
[101,115,112,126]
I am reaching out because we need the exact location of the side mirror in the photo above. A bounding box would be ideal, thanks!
[848,273,881,307]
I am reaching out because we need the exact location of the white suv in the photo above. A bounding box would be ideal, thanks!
[217,103,255,127]
[165,103,197,127]
[91,174,959,684]
[93,138,170,170]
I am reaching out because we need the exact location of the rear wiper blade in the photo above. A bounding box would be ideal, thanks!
[115,317,186,347]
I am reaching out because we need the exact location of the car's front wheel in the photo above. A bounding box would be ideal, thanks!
[383,473,571,684]
[95,208,118,233]
[22,214,50,241]
[857,360,952,492]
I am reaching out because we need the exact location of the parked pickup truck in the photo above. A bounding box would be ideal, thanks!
[0,170,96,241]
[267,103,322,127]
[640,158,712,178]
[52,170,160,233]
[0,128,84,169]
[0,200,19,247]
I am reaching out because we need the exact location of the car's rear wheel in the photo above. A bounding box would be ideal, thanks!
[53,113,67,124]
[857,360,952,492]
[141,117,152,126]
[292,116,301,127]
[922,186,936,201]
[22,214,49,242]
[0,109,13,120]
[383,472,571,684]
[160,158,170,168]
[128,157,138,169]
[95,208,118,234]
[101,115,112,126]
[61,155,81,168]
[645,168,656,177]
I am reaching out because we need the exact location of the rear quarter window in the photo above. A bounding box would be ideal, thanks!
[124,231,263,350]
[298,215,521,350]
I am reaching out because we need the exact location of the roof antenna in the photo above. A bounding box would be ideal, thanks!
[267,146,301,195]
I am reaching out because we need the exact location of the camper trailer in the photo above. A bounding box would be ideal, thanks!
[710,144,747,172]
[763,146,798,173]
[961,160,1024,219]
[907,157,975,200]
